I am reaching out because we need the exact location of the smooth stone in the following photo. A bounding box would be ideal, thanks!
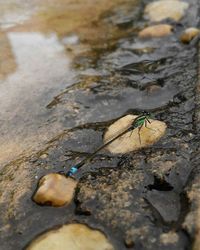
[138,24,173,38]
[33,173,78,207]
[103,115,167,154]
[26,223,114,250]
[144,0,189,22]
[180,27,200,43]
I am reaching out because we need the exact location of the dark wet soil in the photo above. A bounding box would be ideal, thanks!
[0,0,200,249]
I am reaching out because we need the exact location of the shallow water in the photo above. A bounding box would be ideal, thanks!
[0,0,138,165]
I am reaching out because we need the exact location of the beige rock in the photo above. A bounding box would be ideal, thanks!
[180,27,200,44]
[139,24,173,38]
[33,173,77,207]
[26,223,114,250]
[103,115,167,154]
[144,0,189,22]
[160,231,179,245]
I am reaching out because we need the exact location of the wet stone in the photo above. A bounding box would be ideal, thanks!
[76,165,189,250]
[103,115,167,154]
[146,190,181,224]
[0,0,199,249]
[144,0,189,22]
[147,150,192,193]
[138,24,173,38]
[26,223,114,250]
[33,173,78,207]
[180,27,200,44]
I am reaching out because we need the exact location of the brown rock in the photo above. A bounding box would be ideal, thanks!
[144,0,189,22]
[139,24,173,38]
[33,173,78,207]
[103,115,167,154]
[180,27,200,44]
[26,223,114,250]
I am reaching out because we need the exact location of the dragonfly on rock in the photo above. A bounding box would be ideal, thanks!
[66,111,152,177]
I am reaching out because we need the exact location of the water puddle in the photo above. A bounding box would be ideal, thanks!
[0,31,74,165]
[0,0,138,165]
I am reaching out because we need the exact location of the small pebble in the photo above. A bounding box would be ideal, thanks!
[40,153,48,159]
[124,201,132,207]
[180,27,200,44]
[33,173,78,207]
[160,231,179,245]
[139,24,173,38]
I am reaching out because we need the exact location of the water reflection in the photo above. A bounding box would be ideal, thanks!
[0,31,74,165]
[0,29,16,80]
[0,1,36,30]
[0,0,144,166]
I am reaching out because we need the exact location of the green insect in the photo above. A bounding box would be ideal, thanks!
[129,111,152,144]
[133,111,151,128]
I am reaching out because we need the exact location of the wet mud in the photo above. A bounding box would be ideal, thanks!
[0,0,200,249]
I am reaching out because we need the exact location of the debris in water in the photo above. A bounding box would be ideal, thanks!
[26,223,114,250]
[33,173,77,207]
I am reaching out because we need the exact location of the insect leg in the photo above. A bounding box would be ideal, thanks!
[145,119,147,128]
[144,120,158,133]
[146,117,151,124]
[138,125,143,144]
[129,126,135,138]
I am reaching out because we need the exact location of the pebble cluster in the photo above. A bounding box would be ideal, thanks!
[139,0,199,43]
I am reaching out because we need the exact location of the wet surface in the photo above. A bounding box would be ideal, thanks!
[0,0,200,249]
[0,0,139,165]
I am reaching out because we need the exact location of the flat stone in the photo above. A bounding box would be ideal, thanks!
[139,24,173,38]
[144,0,189,22]
[26,223,114,250]
[146,190,181,224]
[103,115,167,154]
[33,173,78,207]
[180,27,200,44]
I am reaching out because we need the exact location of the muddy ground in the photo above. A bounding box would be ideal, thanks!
[0,0,200,249]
